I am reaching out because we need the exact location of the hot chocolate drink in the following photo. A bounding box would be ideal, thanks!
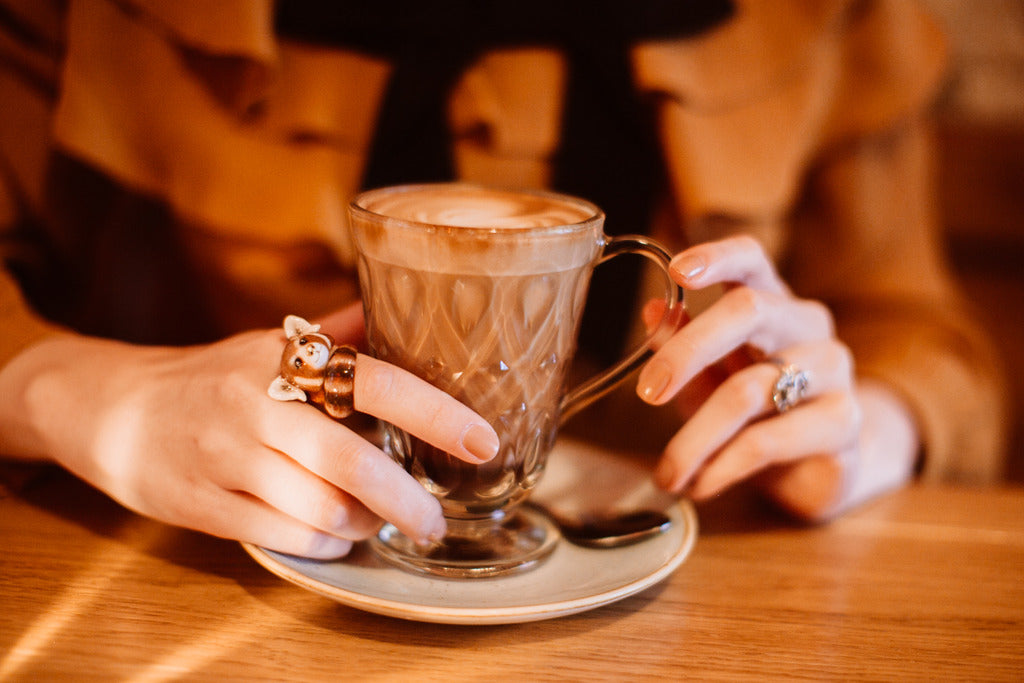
[348,183,680,577]
[352,185,604,519]
[358,183,594,230]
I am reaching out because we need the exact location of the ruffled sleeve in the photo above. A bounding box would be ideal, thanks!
[632,0,1008,481]
[49,0,392,330]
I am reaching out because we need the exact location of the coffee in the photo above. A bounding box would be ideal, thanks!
[357,183,594,229]
[365,263,592,516]
[353,185,603,518]
[351,184,601,277]
[348,183,679,576]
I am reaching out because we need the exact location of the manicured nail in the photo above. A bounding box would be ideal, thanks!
[671,254,706,280]
[461,423,500,462]
[330,505,349,532]
[418,517,447,546]
[637,359,673,404]
[307,533,353,559]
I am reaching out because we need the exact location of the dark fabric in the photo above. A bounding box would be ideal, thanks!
[275,1,734,57]
[10,154,216,345]
[276,1,735,361]
[552,37,669,363]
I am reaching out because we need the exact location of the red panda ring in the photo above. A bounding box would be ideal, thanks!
[323,344,358,419]
[267,315,359,421]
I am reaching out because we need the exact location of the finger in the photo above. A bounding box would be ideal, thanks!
[174,482,355,560]
[672,346,762,420]
[671,363,731,420]
[669,235,788,294]
[354,354,500,464]
[686,391,862,500]
[637,287,834,405]
[230,446,382,541]
[641,298,690,345]
[316,303,366,347]
[260,405,447,545]
[642,298,665,331]
[655,341,854,492]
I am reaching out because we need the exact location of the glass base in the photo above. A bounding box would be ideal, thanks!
[371,507,559,579]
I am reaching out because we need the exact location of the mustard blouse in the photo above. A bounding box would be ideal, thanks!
[0,0,1009,481]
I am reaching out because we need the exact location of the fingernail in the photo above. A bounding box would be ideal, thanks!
[330,505,349,532]
[419,517,447,546]
[461,423,500,462]
[637,359,673,404]
[307,533,353,559]
[671,254,705,280]
[654,459,678,491]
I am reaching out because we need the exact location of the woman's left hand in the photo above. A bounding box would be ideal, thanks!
[636,235,883,519]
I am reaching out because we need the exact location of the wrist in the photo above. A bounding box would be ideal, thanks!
[0,334,75,461]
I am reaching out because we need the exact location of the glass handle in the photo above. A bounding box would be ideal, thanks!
[559,235,684,424]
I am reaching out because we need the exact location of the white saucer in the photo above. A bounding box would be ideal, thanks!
[242,439,697,624]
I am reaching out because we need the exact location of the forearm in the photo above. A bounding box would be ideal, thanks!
[0,333,160,473]
[0,335,66,463]
[0,267,75,461]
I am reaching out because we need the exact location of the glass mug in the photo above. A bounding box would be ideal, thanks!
[349,183,682,578]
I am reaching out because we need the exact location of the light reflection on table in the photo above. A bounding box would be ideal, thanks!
[1,458,1022,680]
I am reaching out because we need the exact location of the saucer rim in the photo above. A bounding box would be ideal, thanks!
[241,499,696,625]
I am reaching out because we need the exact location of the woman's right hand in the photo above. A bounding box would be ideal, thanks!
[0,304,499,558]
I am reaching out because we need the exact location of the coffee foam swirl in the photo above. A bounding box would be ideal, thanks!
[360,185,597,229]
[350,184,605,275]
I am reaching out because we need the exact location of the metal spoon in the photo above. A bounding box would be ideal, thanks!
[530,502,672,549]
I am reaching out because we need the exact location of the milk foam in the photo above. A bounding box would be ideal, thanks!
[360,184,597,229]
[351,184,605,275]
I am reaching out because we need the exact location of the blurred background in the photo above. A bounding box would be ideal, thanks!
[924,1,1024,481]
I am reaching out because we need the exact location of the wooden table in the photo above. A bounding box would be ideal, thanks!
[2,464,1022,681]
